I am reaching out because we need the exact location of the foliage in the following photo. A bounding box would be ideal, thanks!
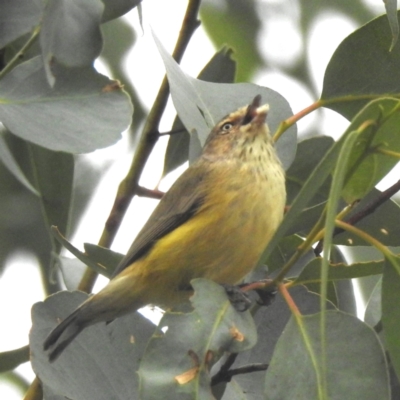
[1,1,400,399]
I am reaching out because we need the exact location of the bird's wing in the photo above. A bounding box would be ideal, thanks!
[111,163,208,278]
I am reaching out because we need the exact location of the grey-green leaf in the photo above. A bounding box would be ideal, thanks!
[0,57,132,153]
[322,11,400,120]
[0,0,43,48]
[40,0,104,85]
[139,279,257,400]
[265,311,389,399]
[30,291,155,399]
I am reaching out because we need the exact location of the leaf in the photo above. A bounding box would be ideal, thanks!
[84,243,124,277]
[153,32,297,170]
[30,291,156,400]
[139,279,257,400]
[0,56,132,153]
[286,136,334,205]
[40,0,104,84]
[101,0,142,23]
[382,259,400,381]
[29,145,74,254]
[294,258,384,286]
[364,277,382,327]
[264,311,390,399]
[0,129,39,195]
[0,0,43,48]
[266,234,313,275]
[334,188,400,247]
[51,227,110,277]
[322,11,400,119]
[230,286,330,400]
[163,47,236,177]
[384,0,399,51]
[340,98,400,203]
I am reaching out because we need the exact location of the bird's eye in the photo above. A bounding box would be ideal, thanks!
[220,122,233,133]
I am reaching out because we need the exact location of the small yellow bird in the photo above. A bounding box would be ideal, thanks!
[44,95,286,361]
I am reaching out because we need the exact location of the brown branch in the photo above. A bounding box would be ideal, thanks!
[210,353,238,385]
[78,0,201,292]
[136,185,164,199]
[314,179,400,255]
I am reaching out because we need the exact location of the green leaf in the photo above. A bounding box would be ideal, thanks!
[266,234,312,275]
[30,291,156,399]
[340,98,400,203]
[295,258,384,285]
[153,32,297,170]
[139,279,257,399]
[231,286,331,399]
[384,0,399,51]
[264,311,389,399]
[163,47,236,177]
[0,56,133,153]
[286,136,334,205]
[322,11,400,119]
[40,0,104,84]
[334,188,400,247]
[382,259,400,381]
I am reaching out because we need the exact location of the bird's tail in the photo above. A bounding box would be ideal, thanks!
[43,305,88,362]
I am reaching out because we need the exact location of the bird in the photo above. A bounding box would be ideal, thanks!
[43,95,286,362]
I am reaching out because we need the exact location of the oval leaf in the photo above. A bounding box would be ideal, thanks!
[0,57,133,153]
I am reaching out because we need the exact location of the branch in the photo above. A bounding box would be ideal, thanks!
[136,185,164,199]
[314,179,400,255]
[211,362,268,386]
[78,0,201,292]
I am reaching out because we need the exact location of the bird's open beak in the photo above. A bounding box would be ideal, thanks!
[242,95,269,125]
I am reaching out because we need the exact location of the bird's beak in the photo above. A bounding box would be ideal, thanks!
[242,95,269,126]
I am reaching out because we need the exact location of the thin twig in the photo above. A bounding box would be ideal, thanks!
[136,185,164,199]
[158,127,188,136]
[211,363,268,385]
[211,353,238,385]
[314,179,400,255]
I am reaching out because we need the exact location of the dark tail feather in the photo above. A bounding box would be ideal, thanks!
[43,308,86,362]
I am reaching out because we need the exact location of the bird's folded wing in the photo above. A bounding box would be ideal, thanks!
[111,163,208,278]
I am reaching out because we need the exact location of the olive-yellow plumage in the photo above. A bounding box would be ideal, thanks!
[44,95,286,361]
